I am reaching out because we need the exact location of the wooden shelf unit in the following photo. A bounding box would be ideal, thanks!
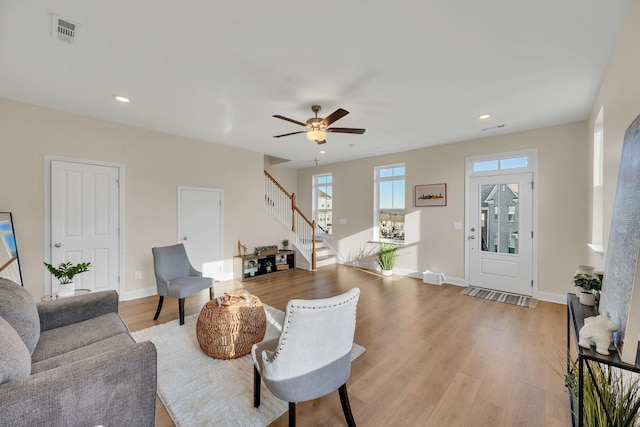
[566,293,640,427]
[233,250,295,281]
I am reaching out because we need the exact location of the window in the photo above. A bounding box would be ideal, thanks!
[313,174,332,235]
[590,107,604,255]
[494,205,499,220]
[375,164,405,242]
[508,205,516,222]
[473,155,529,173]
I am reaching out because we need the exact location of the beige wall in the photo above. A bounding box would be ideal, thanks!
[297,121,589,301]
[584,0,640,362]
[587,0,640,270]
[0,98,286,300]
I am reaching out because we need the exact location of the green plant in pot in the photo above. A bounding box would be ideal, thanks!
[574,273,602,306]
[564,357,640,426]
[265,260,273,273]
[44,261,91,297]
[376,243,399,276]
[282,239,289,250]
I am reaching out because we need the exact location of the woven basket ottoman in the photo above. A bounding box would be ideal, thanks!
[196,292,266,359]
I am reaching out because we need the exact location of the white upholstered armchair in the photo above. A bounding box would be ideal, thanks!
[251,287,360,426]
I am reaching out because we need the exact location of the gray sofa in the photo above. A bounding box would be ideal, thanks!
[0,278,157,427]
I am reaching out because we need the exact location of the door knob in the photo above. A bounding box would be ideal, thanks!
[182,236,188,241]
[54,242,62,247]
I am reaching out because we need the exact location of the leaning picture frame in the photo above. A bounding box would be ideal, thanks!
[415,183,447,207]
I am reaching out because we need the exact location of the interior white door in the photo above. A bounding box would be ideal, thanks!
[468,173,533,296]
[51,160,120,292]
[178,187,223,281]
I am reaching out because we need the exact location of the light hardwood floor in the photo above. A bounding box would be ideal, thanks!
[119,264,570,426]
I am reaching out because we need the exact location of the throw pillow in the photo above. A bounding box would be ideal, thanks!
[0,278,40,354]
[0,316,31,385]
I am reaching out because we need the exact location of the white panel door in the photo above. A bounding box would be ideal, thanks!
[468,173,533,296]
[51,160,120,292]
[178,187,223,281]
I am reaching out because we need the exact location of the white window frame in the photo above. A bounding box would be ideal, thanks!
[589,107,604,256]
[374,163,405,243]
[312,173,333,236]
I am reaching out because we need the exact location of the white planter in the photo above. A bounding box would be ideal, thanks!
[381,269,393,277]
[579,291,596,306]
[575,265,595,276]
[58,282,75,298]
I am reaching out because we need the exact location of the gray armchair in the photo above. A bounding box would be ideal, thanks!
[152,243,214,325]
[252,288,360,427]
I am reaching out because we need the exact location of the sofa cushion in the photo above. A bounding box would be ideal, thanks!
[0,316,31,385]
[0,278,40,354]
[32,312,128,363]
[31,332,134,374]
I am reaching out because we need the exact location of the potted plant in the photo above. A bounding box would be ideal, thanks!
[265,260,273,273]
[376,243,399,276]
[44,261,91,297]
[574,273,602,306]
[564,357,640,426]
[282,239,289,250]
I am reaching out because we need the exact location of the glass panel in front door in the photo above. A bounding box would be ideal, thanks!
[479,183,519,254]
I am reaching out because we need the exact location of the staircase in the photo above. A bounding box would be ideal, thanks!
[264,170,337,270]
[314,240,337,268]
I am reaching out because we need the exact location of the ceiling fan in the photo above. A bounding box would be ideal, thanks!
[273,105,365,144]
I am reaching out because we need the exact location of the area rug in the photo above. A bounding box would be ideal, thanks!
[462,286,538,308]
[131,304,365,427]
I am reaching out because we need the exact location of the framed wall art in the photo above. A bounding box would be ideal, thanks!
[415,183,447,207]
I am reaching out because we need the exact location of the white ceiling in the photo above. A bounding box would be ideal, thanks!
[0,1,630,168]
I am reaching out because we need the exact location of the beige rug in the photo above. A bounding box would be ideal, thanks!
[131,304,365,427]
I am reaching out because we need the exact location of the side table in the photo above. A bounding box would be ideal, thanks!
[196,291,266,359]
[41,289,91,301]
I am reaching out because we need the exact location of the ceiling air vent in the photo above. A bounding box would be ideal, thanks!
[51,14,78,44]
[482,124,506,131]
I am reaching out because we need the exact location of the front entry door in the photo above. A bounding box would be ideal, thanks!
[178,187,223,281]
[468,173,533,296]
[51,160,120,293]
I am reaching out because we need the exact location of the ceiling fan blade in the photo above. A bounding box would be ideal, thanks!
[273,115,307,127]
[327,127,366,134]
[321,108,349,126]
[273,131,306,138]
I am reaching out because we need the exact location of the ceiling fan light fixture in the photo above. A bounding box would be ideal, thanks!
[306,130,327,142]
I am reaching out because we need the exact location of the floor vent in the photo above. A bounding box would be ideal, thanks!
[52,14,77,44]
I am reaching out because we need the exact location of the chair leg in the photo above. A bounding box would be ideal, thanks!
[288,402,296,427]
[209,287,213,300]
[253,366,261,408]
[153,296,164,320]
[179,298,185,325]
[339,383,357,427]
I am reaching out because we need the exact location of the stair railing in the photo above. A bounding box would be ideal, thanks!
[264,170,316,270]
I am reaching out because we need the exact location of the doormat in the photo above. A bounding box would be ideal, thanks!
[461,286,538,308]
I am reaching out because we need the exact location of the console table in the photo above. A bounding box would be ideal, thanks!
[566,293,640,426]
[233,250,295,281]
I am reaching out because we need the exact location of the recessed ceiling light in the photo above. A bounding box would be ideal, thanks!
[113,95,130,103]
[478,113,491,120]
[319,150,326,154]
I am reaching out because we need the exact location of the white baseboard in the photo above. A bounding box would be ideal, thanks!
[536,291,567,305]
[120,286,157,301]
